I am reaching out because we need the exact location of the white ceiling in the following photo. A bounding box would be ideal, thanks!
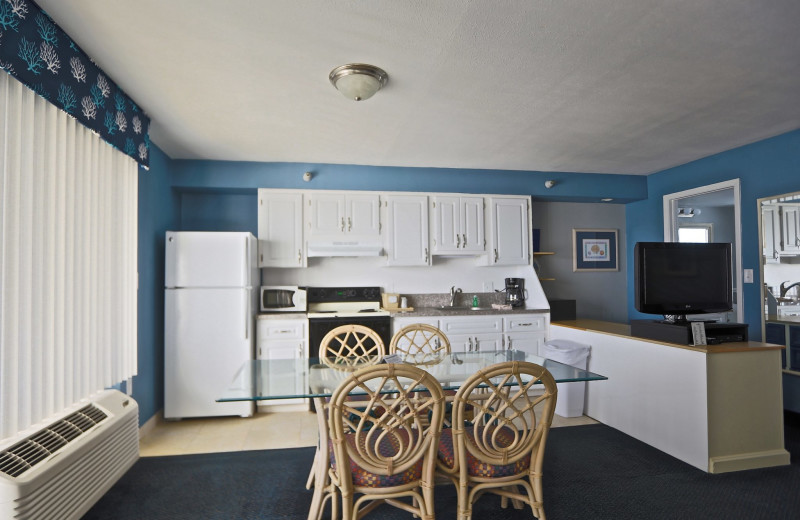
[37,0,800,175]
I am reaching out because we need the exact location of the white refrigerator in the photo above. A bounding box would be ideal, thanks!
[164,231,258,419]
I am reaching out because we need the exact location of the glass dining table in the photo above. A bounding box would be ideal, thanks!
[217,350,607,403]
[217,350,607,520]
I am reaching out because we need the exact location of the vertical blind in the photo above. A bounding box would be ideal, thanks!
[0,73,138,440]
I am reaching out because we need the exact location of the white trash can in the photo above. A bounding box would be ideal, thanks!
[540,339,591,418]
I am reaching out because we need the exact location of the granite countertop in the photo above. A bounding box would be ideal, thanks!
[385,292,548,317]
[388,306,549,317]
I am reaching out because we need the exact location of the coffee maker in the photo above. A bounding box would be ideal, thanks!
[504,278,526,307]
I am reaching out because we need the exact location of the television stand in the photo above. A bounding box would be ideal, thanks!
[630,320,749,345]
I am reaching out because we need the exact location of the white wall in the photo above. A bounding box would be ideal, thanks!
[531,201,628,322]
[262,256,549,309]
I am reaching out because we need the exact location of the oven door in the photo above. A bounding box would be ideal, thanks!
[308,315,392,358]
[260,286,307,312]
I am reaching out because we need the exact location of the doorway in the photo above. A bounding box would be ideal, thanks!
[662,179,743,323]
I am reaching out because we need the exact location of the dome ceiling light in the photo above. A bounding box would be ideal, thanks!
[329,63,388,101]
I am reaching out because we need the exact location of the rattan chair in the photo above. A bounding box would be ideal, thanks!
[307,325,386,520]
[327,363,446,520]
[320,324,386,369]
[436,361,557,520]
[389,323,450,365]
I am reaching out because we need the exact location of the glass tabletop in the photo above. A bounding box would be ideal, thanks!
[217,350,608,402]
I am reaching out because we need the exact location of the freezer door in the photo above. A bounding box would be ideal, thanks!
[165,231,255,288]
[164,287,254,419]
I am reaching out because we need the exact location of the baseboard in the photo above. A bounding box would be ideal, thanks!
[138,409,163,440]
[708,448,791,473]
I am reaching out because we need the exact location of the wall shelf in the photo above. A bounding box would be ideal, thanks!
[533,252,555,281]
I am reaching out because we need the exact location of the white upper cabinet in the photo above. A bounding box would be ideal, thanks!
[257,190,305,267]
[430,196,485,254]
[780,204,800,254]
[762,204,781,262]
[309,193,381,237]
[488,197,529,266]
[386,195,430,266]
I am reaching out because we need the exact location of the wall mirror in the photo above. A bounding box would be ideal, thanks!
[759,190,800,335]
[663,179,743,323]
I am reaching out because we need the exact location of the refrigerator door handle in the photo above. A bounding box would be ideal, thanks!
[244,291,249,340]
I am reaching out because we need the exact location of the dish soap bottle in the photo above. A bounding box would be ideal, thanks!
[472,295,479,308]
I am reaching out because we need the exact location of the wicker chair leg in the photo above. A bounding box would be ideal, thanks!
[340,490,354,520]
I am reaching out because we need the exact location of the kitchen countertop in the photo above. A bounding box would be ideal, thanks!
[387,306,549,317]
[766,314,800,325]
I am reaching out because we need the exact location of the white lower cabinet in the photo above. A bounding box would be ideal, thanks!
[440,316,503,353]
[391,312,548,355]
[503,315,547,355]
[256,315,307,406]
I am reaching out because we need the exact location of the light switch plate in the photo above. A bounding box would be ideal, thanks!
[743,269,753,283]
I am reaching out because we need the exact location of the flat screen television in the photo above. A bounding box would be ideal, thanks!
[634,242,732,323]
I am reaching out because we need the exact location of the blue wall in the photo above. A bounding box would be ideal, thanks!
[170,160,648,203]
[135,144,179,426]
[626,129,800,339]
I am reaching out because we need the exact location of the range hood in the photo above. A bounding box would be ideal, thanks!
[307,239,384,257]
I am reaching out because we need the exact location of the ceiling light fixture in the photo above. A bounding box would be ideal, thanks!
[303,171,312,182]
[329,63,388,101]
[544,180,556,189]
[677,207,695,218]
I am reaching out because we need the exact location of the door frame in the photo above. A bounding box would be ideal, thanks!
[662,179,743,323]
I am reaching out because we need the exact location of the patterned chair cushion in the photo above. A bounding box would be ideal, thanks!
[438,425,530,478]
[330,429,423,488]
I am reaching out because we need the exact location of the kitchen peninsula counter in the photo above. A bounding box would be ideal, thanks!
[550,319,789,474]
[553,319,784,354]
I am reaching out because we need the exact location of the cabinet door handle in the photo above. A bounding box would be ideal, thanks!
[456,234,461,248]
[494,248,499,262]
[507,337,512,350]
[298,249,302,264]
[341,217,345,232]
[258,347,262,357]
[348,217,352,232]
[298,343,303,358]
[518,322,532,326]
[502,335,506,349]
[774,249,780,260]
[474,337,480,351]
[424,247,429,262]
[462,234,467,248]
[468,337,473,351]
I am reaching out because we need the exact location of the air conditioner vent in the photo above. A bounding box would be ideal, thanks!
[0,404,108,478]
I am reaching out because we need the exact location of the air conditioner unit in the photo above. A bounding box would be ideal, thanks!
[0,390,139,520]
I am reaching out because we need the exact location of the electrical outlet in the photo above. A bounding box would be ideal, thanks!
[483,281,494,292]
[743,269,753,284]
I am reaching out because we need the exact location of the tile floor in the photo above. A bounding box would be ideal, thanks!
[139,405,598,457]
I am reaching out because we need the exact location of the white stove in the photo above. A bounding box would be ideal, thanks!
[305,286,392,355]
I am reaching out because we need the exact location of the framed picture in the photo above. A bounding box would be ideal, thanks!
[573,229,618,272]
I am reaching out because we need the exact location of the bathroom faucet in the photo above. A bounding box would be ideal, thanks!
[779,281,800,298]
[450,286,462,307]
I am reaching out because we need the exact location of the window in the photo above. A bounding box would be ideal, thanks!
[678,224,713,243]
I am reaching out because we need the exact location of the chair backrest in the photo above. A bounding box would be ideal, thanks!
[319,324,385,370]
[328,363,446,477]
[389,324,451,365]
[452,361,557,468]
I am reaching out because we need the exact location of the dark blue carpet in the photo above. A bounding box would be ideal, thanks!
[82,414,800,519]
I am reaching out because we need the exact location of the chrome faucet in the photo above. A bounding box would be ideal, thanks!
[450,286,462,307]
[779,281,800,298]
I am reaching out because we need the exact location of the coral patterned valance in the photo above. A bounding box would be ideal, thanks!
[0,0,150,167]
